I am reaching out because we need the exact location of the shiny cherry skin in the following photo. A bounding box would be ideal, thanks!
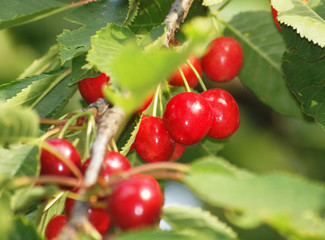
[201,88,240,139]
[65,192,110,234]
[168,55,202,88]
[78,73,109,104]
[163,92,212,145]
[201,36,243,82]
[45,215,67,240]
[168,143,186,161]
[82,151,131,181]
[107,174,164,230]
[134,116,175,162]
[40,138,81,177]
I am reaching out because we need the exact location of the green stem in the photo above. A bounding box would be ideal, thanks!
[177,67,191,92]
[186,60,207,91]
[152,84,161,117]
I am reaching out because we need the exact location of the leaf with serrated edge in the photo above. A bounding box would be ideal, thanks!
[163,206,237,239]
[224,11,302,117]
[0,102,39,144]
[184,156,325,239]
[0,144,39,177]
[119,114,142,156]
[282,26,325,130]
[57,0,130,64]
[272,0,325,48]
[8,216,42,240]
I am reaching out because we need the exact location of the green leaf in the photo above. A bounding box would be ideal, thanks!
[282,26,325,130]
[0,144,39,177]
[38,192,67,236]
[0,197,12,239]
[57,0,130,64]
[272,0,325,48]
[112,229,213,240]
[223,11,302,118]
[18,45,62,79]
[0,0,76,29]
[0,102,39,144]
[2,70,77,118]
[71,53,99,85]
[11,186,58,213]
[184,156,325,239]
[8,216,42,240]
[118,114,142,156]
[163,206,237,239]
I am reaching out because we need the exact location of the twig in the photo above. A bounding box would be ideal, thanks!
[163,0,195,47]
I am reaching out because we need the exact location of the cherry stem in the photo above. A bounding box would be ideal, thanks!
[40,128,62,141]
[124,161,190,177]
[58,111,95,139]
[178,67,191,92]
[149,171,184,182]
[84,114,96,160]
[111,138,119,152]
[12,175,83,188]
[186,60,207,91]
[41,141,84,181]
[39,118,67,126]
[152,84,161,117]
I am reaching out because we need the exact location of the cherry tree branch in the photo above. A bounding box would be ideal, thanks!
[163,0,195,47]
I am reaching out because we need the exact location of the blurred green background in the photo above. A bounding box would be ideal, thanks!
[0,0,324,239]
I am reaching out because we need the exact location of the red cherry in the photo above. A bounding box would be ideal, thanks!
[134,116,175,162]
[271,5,281,31]
[201,37,243,82]
[135,92,154,113]
[40,138,81,177]
[82,151,131,181]
[168,143,186,161]
[65,192,110,234]
[78,73,109,104]
[107,174,164,230]
[168,55,202,88]
[201,88,240,139]
[45,215,67,240]
[163,92,212,145]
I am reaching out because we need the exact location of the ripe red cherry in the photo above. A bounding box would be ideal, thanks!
[107,174,164,230]
[134,116,175,162]
[168,143,186,161]
[135,92,154,113]
[168,55,202,88]
[201,36,243,82]
[65,191,110,234]
[78,73,109,104]
[82,151,131,181]
[163,92,212,145]
[45,215,67,240]
[40,138,81,177]
[201,88,240,139]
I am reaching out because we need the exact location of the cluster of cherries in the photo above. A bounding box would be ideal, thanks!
[43,35,243,239]
[134,36,242,163]
[42,139,163,239]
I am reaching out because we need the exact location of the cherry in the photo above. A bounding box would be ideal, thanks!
[135,92,154,113]
[82,151,131,181]
[201,88,240,139]
[163,92,212,145]
[271,5,281,31]
[168,143,186,161]
[78,73,109,104]
[107,174,163,230]
[201,36,243,82]
[45,215,67,240]
[40,138,81,177]
[65,191,110,234]
[134,116,175,162]
[168,55,202,88]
